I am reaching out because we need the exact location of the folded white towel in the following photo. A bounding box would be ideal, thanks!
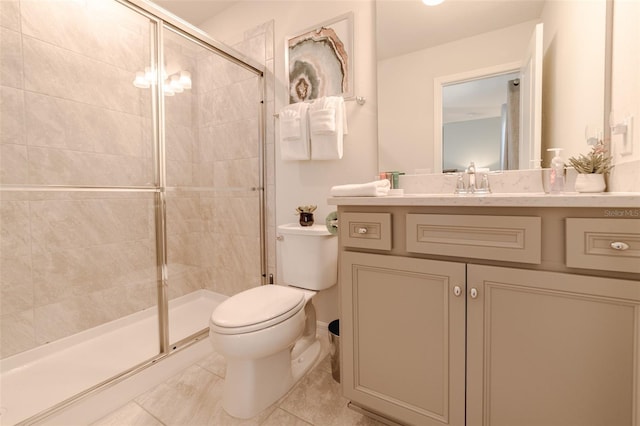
[309,109,336,134]
[309,96,347,160]
[279,102,310,160]
[280,111,302,140]
[330,180,391,197]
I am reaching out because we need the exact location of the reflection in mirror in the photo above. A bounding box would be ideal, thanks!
[434,22,543,173]
[377,0,606,175]
[442,72,520,172]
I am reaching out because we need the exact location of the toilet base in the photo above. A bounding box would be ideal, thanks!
[292,339,321,383]
[223,338,322,419]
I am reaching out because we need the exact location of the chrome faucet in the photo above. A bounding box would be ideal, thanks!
[454,162,491,195]
[467,162,477,193]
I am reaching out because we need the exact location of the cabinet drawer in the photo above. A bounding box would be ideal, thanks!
[566,218,640,273]
[339,212,392,250]
[406,214,541,264]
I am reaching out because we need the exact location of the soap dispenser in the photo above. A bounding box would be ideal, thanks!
[547,148,565,194]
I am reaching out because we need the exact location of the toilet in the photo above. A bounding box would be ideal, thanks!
[209,223,338,419]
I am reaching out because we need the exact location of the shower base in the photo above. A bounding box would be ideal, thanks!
[0,289,226,426]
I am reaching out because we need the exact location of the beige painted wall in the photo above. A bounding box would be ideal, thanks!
[540,0,606,166]
[608,0,640,192]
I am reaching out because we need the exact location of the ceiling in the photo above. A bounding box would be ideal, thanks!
[153,0,234,26]
[376,0,544,60]
[155,0,546,53]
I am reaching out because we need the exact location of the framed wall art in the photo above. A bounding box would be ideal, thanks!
[285,12,354,104]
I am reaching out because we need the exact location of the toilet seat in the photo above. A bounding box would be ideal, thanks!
[210,285,306,335]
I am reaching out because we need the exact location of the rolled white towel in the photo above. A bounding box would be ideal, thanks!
[330,179,391,197]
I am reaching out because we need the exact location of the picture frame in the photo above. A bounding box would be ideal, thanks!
[285,12,354,104]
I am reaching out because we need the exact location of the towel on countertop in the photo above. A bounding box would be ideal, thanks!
[330,179,391,197]
[279,102,310,160]
[309,96,347,160]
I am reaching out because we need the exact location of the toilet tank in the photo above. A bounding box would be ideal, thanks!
[277,223,338,290]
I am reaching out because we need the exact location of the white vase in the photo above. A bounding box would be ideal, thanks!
[574,173,606,193]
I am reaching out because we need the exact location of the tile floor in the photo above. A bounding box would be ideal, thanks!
[91,336,385,426]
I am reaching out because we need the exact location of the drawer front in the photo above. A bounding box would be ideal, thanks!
[566,218,640,273]
[340,212,392,250]
[406,214,541,264]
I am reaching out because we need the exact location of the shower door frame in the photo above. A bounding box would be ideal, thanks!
[138,0,268,354]
[16,0,267,423]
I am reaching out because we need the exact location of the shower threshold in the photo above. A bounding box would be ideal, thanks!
[0,289,226,426]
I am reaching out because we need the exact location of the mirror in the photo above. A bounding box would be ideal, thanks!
[441,71,521,172]
[376,0,607,174]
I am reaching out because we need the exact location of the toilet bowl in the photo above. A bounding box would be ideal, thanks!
[209,223,337,419]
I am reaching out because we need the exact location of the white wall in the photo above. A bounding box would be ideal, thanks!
[199,1,378,322]
[443,117,503,172]
[378,20,538,174]
[608,0,640,192]
[540,0,606,166]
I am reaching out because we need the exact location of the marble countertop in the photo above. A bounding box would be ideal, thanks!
[328,192,640,208]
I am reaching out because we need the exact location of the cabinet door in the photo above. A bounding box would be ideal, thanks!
[467,264,640,426]
[341,252,466,426]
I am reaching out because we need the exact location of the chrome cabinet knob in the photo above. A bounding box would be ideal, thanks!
[610,241,630,251]
[357,227,368,234]
[470,288,478,299]
[453,286,462,297]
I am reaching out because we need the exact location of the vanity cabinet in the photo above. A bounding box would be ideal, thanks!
[466,264,638,426]
[338,206,640,426]
[341,252,466,426]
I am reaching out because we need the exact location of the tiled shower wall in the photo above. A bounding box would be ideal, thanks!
[224,20,277,284]
[0,0,266,359]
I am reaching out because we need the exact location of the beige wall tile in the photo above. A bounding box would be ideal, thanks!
[0,0,21,31]
[0,85,24,145]
[34,279,157,344]
[0,255,34,315]
[32,240,156,306]
[204,194,260,236]
[0,143,28,184]
[212,157,260,188]
[0,27,23,89]
[165,123,195,163]
[22,36,141,115]
[27,146,153,186]
[166,264,204,300]
[0,200,31,258]
[25,92,149,157]
[0,310,35,358]
[30,198,152,249]
[20,0,148,71]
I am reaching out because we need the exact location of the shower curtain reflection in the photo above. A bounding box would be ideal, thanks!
[500,79,521,170]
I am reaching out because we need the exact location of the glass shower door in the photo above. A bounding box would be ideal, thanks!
[0,0,265,422]
[0,0,161,422]
[162,26,265,345]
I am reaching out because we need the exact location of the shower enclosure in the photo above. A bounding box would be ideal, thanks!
[0,0,265,423]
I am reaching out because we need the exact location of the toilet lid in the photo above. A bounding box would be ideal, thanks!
[210,285,305,332]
